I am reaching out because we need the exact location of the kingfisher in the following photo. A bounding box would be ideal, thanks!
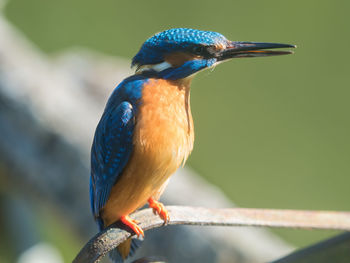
[90,28,295,262]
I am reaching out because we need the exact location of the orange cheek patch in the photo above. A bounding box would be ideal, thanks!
[164,52,199,67]
[215,43,226,50]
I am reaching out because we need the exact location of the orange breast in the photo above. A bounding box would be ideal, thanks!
[102,78,194,226]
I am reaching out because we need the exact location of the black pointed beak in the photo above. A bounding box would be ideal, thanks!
[218,41,296,60]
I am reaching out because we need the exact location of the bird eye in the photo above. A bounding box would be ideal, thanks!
[192,46,205,55]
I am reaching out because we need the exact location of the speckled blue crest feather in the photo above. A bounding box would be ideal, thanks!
[132,28,228,67]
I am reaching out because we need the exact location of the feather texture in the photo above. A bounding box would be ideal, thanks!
[90,75,146,227]
[101,78,194,226]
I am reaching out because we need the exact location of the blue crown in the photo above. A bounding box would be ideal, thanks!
[132,28,228,67]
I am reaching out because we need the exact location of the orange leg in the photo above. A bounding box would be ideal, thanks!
[148,197,170,223]
[120,215,144,237]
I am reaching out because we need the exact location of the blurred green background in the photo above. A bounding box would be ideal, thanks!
[3,0,350,257]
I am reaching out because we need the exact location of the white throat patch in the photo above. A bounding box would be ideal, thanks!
[135,61,172,74]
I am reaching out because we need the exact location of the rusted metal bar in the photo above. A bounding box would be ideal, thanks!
[73,206,350,263]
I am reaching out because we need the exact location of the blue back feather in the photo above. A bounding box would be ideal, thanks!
[90,75,149,229]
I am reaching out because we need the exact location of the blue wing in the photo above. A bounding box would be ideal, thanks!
[90,101,135,224]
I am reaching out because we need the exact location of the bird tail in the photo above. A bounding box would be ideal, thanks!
[96,217,142,262]
[109,238,143,263]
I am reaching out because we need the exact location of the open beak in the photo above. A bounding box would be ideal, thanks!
[218,41,296,60]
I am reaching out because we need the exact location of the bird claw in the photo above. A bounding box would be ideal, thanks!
[121,215,144,237]
[148,198,170,224]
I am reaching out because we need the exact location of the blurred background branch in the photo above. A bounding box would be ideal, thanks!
[272,232,350,263]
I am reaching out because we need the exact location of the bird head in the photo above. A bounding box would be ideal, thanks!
[132,28,295,80]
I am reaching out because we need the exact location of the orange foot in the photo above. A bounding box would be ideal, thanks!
[148,197,170,223]
[120,215,144,237]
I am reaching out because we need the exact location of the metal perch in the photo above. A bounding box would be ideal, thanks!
[73,206,350,263]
